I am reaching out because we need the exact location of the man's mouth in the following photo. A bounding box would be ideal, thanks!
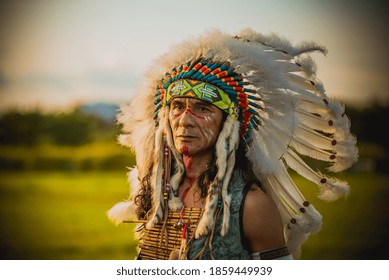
[177,135,196,140]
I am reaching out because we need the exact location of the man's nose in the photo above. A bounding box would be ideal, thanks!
[178,107,196,127]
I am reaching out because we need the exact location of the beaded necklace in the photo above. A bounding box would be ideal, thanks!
[172,185,193,259]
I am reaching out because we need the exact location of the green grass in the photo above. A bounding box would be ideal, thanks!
[298,172,389,260]
[0,171,138,260]
[0,170,388,260]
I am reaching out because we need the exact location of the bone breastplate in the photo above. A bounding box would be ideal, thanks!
[137,207,204,260]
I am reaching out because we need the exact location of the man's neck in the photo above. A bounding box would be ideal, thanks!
[182,151,212,182]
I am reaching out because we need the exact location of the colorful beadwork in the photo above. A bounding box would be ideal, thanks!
[166,79,238,120]
[154,58,262,143]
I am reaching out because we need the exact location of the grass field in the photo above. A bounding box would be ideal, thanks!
[0,171,137,260]
[295,172,389,259]
[1,170,388,260]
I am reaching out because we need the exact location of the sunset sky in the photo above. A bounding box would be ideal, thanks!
[1,0,388,112]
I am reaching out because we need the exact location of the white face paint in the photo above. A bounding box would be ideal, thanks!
[169,97,224,156]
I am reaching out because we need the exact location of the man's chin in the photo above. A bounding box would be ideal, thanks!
[177,143,191,155]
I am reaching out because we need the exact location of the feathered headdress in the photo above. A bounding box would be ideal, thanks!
[108,28,358,257]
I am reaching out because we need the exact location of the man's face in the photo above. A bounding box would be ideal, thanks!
[169,97,224,156]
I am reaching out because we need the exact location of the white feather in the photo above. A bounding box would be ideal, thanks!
[107,201,137,225]
[221,118,240,236]
[283,149,350,201]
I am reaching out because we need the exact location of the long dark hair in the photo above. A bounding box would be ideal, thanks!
[134,136,260,221]
[133,169,153,221]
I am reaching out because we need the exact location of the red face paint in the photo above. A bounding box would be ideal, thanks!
[182,144,196,183]
[185,109,206,119]
[181,144,189,155]
[183,155,192,170]
[173,107,204,119]
[183,155,195,183]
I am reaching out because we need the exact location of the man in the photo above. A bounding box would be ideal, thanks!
[108,28,358,260]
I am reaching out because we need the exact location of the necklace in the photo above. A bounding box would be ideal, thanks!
[174,185,191,230]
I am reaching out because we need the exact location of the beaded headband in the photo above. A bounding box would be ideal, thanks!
[154,58,262,143]
[166,79,239,120]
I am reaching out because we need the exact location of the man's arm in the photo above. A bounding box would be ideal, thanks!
[242,185,292,260]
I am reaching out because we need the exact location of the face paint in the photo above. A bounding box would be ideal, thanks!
[183,154,194,182]
[184,107,206,120]
[169,98,224,158]
[200,115,217,145]
[181,144,189,155]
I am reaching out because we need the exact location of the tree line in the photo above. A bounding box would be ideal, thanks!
[0,103,388,172]
[0,103,388,155]
[0,107,119,146]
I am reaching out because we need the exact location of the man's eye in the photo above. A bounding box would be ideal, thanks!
[172,104,183,110]
[198,106,208,112]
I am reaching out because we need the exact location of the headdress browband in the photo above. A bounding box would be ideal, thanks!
[153,58,262,143]
[166,79,239,120]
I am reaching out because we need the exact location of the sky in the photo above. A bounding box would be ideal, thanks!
[0,0,388,112]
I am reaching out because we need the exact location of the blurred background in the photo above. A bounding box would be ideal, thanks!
[0,0,388,260]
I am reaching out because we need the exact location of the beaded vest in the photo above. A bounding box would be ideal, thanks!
[137,169,251,260]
